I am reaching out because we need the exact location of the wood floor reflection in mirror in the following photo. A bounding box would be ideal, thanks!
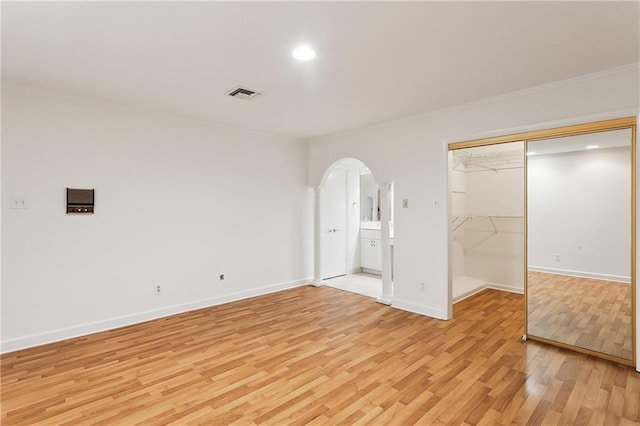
[527,271,632,361]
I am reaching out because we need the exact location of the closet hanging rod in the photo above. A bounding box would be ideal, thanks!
[452,165,524,173]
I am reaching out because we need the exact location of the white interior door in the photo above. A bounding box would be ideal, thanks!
[321,168,347,279]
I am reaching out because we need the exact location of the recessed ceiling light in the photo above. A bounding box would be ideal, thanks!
[292,45,316,61]
[586,145,600,150]
[526,152,536,156]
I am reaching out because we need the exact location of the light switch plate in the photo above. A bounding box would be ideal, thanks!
[402,199,409,208]
[10,196,28,209]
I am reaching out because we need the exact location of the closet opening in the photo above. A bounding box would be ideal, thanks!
[448,141,525,309]
[447,116,636,367]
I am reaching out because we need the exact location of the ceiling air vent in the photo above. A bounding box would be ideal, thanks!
[226,86,261,100]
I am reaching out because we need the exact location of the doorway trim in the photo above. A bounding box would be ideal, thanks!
[313,158,394,305]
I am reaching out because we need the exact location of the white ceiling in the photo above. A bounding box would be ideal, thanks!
[2,2,638,140]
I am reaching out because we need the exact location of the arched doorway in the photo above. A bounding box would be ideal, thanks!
[313,158,394,304]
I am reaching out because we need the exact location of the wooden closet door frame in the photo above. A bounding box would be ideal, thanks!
[448,116,637,367]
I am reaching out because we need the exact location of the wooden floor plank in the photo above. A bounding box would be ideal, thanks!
[2,286,639,425]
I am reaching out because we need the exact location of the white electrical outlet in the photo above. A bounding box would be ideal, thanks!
[420,282,426,292]
[555,254,561,262]
[154,285,162,295]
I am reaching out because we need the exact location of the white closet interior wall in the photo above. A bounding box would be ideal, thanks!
[450,142,525,302]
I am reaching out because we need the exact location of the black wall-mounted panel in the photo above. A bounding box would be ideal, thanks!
[67,188,94,214]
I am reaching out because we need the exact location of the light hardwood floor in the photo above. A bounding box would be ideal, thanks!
[2,286,639,425]
[528,271,633,361]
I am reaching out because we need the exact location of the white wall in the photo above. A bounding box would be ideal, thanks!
[528,147,631,282]
[1,85,312,352]
[307,64,639,369]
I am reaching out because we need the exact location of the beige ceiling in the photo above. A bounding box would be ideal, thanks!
[2,1,638,139]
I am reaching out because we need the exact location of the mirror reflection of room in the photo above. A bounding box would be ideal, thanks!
[526,128,633,361]
[449,142,525,303]
[360,173,379,222]
[359,172,394,277]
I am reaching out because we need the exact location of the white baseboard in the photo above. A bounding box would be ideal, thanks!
[1,277,312,354]
[528,265,630,284]
[486,282,524,294]
[453,282,523,304]
[392,298,444,319]
[453,287,487,303]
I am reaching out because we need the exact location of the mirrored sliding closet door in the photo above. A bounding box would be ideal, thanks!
[526,125,636,364]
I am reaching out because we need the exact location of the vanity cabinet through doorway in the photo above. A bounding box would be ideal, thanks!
[360,233,381,271]
[360,228,394,274]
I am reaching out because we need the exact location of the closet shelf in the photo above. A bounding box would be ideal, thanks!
[451,148,524,173]
[452,165,524,173]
